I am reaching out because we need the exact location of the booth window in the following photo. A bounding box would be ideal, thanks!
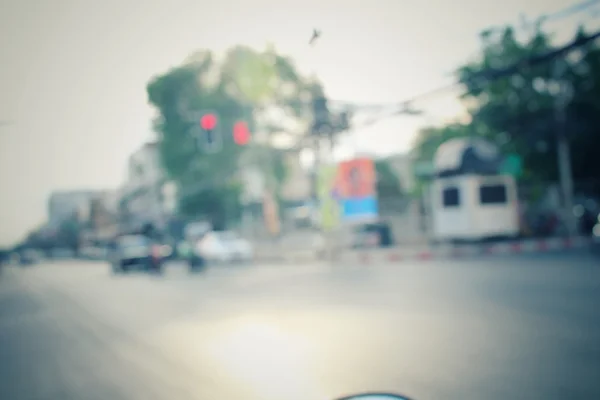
[479,184,507,204]
[442,187,460,207]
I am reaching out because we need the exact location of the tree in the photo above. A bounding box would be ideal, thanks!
[147,45,336,228]
[374,160,401,195]
[456,24,558,182]
[412,22,600,197]
[240,143,288,198]
[409,123,471,194]
[455,24,600,188]
[411,123,471,163]
[372,158,414,216]
[147,51,249,228]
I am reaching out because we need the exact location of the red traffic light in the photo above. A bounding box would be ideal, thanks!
[233,121,251,145]
[200,113,217,130]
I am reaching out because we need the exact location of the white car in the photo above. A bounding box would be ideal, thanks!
[195,231,253,263]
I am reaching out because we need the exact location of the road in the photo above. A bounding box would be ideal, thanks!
[1,252,599,400]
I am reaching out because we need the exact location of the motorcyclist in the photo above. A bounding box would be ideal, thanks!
[186,234,206,271]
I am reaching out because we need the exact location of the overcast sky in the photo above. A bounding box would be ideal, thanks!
[0,0,595,246]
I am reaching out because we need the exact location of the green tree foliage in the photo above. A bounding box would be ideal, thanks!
[147,46,329,228]
[375,160,404,198]
[23,229,45,250]
[375,159,409,214]
[457,25,558,182]
[411,123,471,163]
[412,23,600,192]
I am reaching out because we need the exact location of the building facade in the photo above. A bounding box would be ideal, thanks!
[85,189,121,241]
[119,142,173,231]
[47,190,98,225]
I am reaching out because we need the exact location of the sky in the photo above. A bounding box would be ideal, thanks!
[0,0,595,246]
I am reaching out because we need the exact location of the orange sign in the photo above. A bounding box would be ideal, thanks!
[335,158,376,199]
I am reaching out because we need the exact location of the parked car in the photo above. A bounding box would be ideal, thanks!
[195,231,253,264]
[110,235,164,274]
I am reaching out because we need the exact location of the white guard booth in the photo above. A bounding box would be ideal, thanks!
[430,138,520,241]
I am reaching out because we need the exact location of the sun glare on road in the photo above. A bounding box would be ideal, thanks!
[205,315,327,400]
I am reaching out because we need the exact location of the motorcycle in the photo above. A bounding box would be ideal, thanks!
[337,393,412,400]
[188,253,207,272]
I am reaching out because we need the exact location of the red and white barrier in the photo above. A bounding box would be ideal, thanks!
[252,236,592,264]
[333,236,591,264]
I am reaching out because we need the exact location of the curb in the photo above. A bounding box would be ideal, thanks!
[253,237,593,264]
[252,250,319,264]
[335,236,592,264]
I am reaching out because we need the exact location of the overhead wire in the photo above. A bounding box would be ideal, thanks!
[340,29,600,133]
[327,0,600,116]
[171,2,600,200]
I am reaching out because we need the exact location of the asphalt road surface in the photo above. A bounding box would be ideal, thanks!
[1,252,599,400]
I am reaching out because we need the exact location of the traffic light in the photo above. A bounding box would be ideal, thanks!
[233,121,251,145]
[199,112,220,151]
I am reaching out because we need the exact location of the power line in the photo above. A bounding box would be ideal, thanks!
[327,0,600,114]
[546,0,600,22]
[282,28,600,147]
[341,29,600,131]
[156,5,600,201]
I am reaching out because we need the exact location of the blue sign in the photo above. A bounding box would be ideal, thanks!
[341,196,378,221]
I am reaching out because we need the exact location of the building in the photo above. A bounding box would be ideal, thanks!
[47,190,98,225]
[85,189,121,241]
[119,142,174,231]
[126,142,163,190]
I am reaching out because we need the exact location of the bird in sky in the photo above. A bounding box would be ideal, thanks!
[309,28,321,46]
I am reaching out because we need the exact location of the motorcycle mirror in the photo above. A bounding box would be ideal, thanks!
[336,393,413,400]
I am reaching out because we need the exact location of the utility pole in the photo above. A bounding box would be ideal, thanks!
[311,136,321,203]
[553,60,577,237]
[308,31,322,208]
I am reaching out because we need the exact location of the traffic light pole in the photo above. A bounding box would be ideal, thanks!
[311,137,321,203]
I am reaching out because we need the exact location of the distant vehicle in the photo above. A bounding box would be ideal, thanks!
[335,392,411,400]
[110,235,163,274]
[173,240,205,271]
[0,249,9,266]
[351,221,395,248]
[195,231,253,264]
[19,249,40,266]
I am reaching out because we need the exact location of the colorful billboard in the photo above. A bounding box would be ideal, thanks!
[335,158,378,222]
[317,158,379,228]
